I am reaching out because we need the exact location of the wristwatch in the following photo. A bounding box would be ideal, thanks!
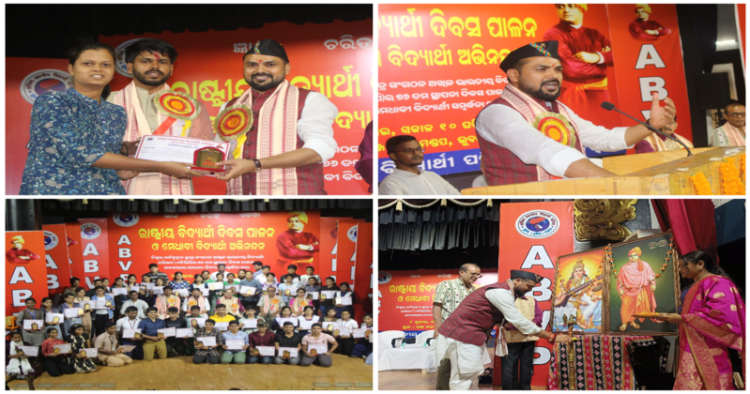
[252,159,262,173]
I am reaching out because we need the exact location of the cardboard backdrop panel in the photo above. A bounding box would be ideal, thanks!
[377,4,691,180]
[97,20,372,195]
[106,211,321,283]
[377,269,498,337]
[6,231,48,315]
[353,221,373,321]
[337,220,360,286]
[77,219,110,290]
[495,201,575,387]
[42,224,72,295]
[5,58,72,195]
[318,217,344,283]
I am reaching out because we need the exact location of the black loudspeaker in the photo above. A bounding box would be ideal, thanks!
[694,73,731,110]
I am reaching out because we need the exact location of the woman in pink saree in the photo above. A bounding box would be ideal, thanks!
[657,250,745,390]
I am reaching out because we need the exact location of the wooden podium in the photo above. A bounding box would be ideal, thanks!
[462,147,745,195]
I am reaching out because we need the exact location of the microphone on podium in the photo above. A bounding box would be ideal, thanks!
[600,101,692,156]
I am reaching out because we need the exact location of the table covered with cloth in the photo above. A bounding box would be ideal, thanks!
[548,335,670,390]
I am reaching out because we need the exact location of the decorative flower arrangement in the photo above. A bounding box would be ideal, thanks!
[690,172,714,195]
[719,157,745,195]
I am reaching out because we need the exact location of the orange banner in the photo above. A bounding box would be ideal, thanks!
[97,19,372,195]
[495,201,574,387]
[377,4,691,180]
[353,222,374,321]
[65,223,85,287]
[318,217,344,282]
[6,231,48,315]
[337,220,360,286]
[77,218,110,290]
[42,224,72,295]
[106,211,321,283]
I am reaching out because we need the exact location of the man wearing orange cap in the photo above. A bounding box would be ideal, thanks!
[275,212,320,271]
[616,247,657,331]
[6,236,41,263]
[629,4,672,41]
[543,4,612,121]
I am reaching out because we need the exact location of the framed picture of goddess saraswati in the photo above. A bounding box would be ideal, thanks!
[551,247,607,334]
[607,231,679,335]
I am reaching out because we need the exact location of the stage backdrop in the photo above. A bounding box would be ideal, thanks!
[42,224,72,295]
[6,231,48,315]
[495,201,575,387]
[78,218,110,290]
[377,270,498,337]
[378,4,692,181]
[353,221,374,321]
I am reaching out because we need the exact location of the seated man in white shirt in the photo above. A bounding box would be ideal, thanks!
[120,290,149,319]
[379,135,461,195]
[474,40,676,186]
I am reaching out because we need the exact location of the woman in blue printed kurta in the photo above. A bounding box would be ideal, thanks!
[20,43,200,195]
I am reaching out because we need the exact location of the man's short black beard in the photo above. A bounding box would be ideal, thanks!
[520,79,561,102]
[133,69,171,87]
[246,75,284,92]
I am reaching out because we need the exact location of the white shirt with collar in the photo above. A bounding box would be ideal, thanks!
[379,168,461,195]
[116,316,143,333]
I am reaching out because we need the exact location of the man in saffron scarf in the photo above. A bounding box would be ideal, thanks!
[474,40,676,186]
[275,212,319,271]
[616,247,657,331]
[711,101,746,147]
[656,251,745,390]
[214,39,338,195]
[108,39,212,195]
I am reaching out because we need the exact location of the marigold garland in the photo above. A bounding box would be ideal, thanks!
[607,239,673,281]
[719,157,745,195]
[690,172,714,195]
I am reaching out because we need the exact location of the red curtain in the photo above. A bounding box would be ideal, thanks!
[651,200,718,264]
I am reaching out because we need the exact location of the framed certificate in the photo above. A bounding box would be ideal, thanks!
[134,135,230,172]
[353,328,367,339]
[196,336,216,347]
[240,286,257,296]
[242,319,258,329]
[256,346,275,357]
[112,287,128,296]
[323,322,336,332]
[80,348,98,358]
[157,327,176,338]
[226,340,245,350]
[23,320,43,330]
[279,347,299,358]
[46,313,63,324]
[123,328,142,339]
[308,344,328,356]
[17,346,39,357]
[214,322,229,332]
[53,343,71,354]
[176,328,194,338]
[153,286,164,295]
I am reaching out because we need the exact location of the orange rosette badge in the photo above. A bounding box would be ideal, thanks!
[215,104,253,142]
[533,112,577,148]
[154,90,200,121]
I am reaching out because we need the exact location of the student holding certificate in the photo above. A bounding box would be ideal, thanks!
[41,328,75,377]
[221,321,250,364]
[334,310,358,356]
[16,298,45,346]
[73,288,94,336]
[297,306,320,336]
[334,282,356,318]
[91,286,115,338]
[240,308,262,335]
[238,274,262,311]
[66,324,96,373]
[206,272,226,315]
[41,297,63,340]
[322,308,339,335]
[278,274,298,305]
[289,288,313,316]
[94,321,132,367]
[350,314,374,359]
[274,322,303,365]
[193,319,223,364]
[6,331,40,389]
[164,307,187,357]
[59,293,84,339]
[300,323,338,368]
[247,321,275,365]
[116,307,144,360]
[137,307,167,361]
[319,277,340,318]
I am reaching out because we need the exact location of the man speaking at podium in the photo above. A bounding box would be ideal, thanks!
[474,40,676,186]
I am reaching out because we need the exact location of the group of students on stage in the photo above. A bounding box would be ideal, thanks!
[6,263,373,385]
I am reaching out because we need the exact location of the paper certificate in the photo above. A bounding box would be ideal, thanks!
[279,347,299,358]
[134,135,229,169]
[143,283,155,290]
[82,300,96,311]
[123,328,142,339]
[23,320,43,330]
[226,340,245,350]
[242,319,258,329]
[298,319,316,330]
[80,348,98,358]
[64,308,82,318]
[353,328,367,339]
[17,346,39,357]
[94,299,108,310]
[256,346,275,357]
[321,291,336,300]
[117,345,136,353]
[130,285,142,294]
[214,322,229,332]
[336,297,353,306]
[240,286,257,296]
[323,322,336,332]
[208,282,224,291]
[196,336,216,347]
[308,344,328,356]
[188,318,206,328]
[113,287,129,296]
[157,327,176,338]
[174,288,189,297]
[276,317,298,327]
[176,328,194,338]
[53,343,71,354]
[153,286,164,295]
[46,313,63,324]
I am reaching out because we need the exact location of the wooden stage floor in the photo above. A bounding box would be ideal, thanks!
[378,371,546,391]
[8,354,372,390]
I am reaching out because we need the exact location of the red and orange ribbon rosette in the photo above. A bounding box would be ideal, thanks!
[215,104,253,142]
[533,112,578,148]
[154,90,200,121]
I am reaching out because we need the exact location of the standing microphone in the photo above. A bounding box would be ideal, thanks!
[601,101,692,156]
